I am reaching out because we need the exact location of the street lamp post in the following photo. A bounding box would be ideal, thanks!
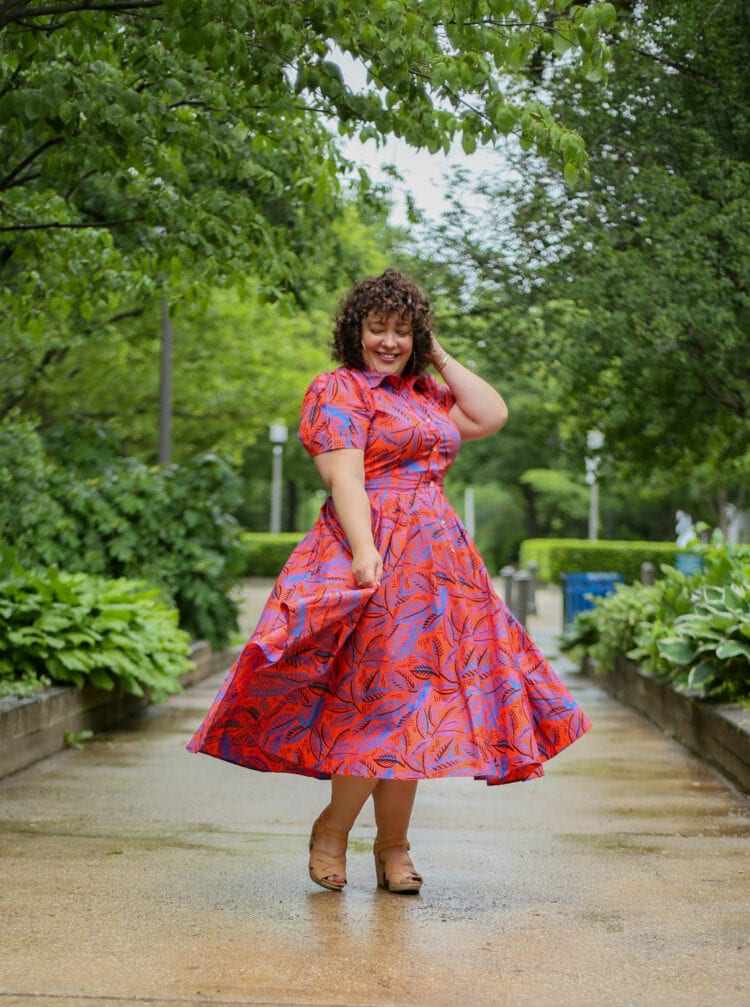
[585,430,604,541]
[269,424,288,534]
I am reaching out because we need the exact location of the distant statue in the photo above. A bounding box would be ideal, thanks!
[675,510,696,548]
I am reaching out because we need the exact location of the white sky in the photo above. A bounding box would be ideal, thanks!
[332,47,502,226]
[341,133,502,226]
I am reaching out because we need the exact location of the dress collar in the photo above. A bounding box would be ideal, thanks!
[355,367,432,392]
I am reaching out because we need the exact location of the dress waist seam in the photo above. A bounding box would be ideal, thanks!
[364,481,445,495]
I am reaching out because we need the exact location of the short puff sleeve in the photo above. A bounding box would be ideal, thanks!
[298,370,373,457]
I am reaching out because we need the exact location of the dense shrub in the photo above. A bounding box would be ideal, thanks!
[561,537,750,704]
[0,417,243,647]
[519,537,678,584]
[0,552,191,700]
[0,414,69,567]
[50,453,245,647]
[239,532,305,577]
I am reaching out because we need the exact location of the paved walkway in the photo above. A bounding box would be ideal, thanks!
[1,582,748,1007]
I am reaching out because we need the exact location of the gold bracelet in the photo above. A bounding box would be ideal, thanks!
[434,351,452,372]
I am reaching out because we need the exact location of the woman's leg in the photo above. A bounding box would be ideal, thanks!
[328,774,380,830]
[310,775,379,886]
[372,779,418,839]
[372,780,422,887]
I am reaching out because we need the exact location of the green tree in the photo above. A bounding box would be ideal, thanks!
[1,1,618,419]
[27,287,333,459]
[15,204,396,465]
[414,0,750,529]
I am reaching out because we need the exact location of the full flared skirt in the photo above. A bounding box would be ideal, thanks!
[187,488,592,785]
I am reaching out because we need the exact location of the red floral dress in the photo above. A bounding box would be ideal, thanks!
[187,366,592,784]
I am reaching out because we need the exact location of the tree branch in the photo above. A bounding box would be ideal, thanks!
[105,306,144,324]
[0,217,142,231]
[689,327,747,418]
[0,136,64,192]
[64,168,97,201]
[0,0,163,30]
[0,60,23,100]
[629,44,716,84]
[0,345,67,422]
[168,99,219,111]
[695,372,747,418]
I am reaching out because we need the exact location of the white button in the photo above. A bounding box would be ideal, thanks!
[429,480,435,487]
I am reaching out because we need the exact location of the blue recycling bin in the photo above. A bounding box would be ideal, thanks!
[675,552,704,575]
[561,571,624,627]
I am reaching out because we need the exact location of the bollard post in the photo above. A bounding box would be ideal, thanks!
[526,559,538,615]
[500,565,515,608]
[512,571,531,625]
[641,561,655,586]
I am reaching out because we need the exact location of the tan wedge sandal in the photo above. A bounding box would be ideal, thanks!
[373,836,423,894]
[308,815,349,891]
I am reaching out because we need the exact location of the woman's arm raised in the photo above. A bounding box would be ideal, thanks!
[313,448,382,589]
[431,337,509,441]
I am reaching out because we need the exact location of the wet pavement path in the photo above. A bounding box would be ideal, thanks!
[1,582,748,1007]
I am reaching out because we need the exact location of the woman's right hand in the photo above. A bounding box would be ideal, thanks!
[351,544,383,589]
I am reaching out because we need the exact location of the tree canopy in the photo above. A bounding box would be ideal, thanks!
[1,0,618,431]
[415,0,750,526]
[0,1,615,278]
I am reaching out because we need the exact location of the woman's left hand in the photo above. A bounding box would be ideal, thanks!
[428,332,446,368]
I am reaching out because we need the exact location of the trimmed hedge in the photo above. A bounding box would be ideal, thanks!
[239,532,306,577]
[519,538,678,584]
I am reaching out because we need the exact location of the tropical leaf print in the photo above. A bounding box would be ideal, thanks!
[187,366,592,785]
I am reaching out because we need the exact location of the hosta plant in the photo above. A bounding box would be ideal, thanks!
[562,536,750,704]
[0,552,191,700]
[634,582,750,699]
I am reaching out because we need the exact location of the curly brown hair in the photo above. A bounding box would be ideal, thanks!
[331,269,433,375]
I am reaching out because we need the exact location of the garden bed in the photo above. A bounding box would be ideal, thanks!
[0,640,239,779]
[583,655,750,793]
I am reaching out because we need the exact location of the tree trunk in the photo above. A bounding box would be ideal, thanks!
[519,482,539,539]
[716,487,729,536]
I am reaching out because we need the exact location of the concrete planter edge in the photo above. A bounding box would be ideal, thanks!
[582,655,750,794]
[0,641,239,780]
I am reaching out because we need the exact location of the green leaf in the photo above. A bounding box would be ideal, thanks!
[563,163,580,187]
[89,668,115,690]
[64,729,94,749]
[687,661,716,692]
[715,639,750,661]
[598,3,618,31]
[461,130,477,155]
[656,638,695,665]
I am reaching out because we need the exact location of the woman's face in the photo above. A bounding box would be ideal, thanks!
[360,311,414,376]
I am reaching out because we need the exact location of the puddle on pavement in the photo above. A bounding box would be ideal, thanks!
[609,804,750,836]
[578,909,626,932]
[0,822,229,851]
[556,830,749,857]
[0,821,306,855]
[555,832,672,856]
[553,757,695,782]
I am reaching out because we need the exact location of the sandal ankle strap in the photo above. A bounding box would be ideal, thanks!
[373,836,411,854]
[313,816,349,841]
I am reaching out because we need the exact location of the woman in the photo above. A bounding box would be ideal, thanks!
[187,269,592,894]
